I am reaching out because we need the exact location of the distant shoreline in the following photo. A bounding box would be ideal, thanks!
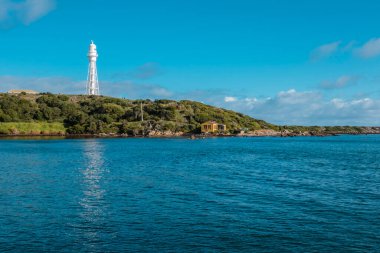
[1,132,380,139]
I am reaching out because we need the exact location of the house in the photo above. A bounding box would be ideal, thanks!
[8,89,38,95]
[201,121,227,133]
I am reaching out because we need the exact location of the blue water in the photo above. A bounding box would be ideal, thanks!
[0,136,379,252]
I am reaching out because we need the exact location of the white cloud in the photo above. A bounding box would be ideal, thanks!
[0,0,55,28]
[100,81,173,99]
[310,41,341,61]
[218,89,380,126]
[320,75,359,89]
[310,39,380,60]
[0,75,173,99]
[276,89,321,104]
[356,38,380,58]
[148,85,173,97]
[224,96,237,102]
[0,75,84,93]
[342,41,356,52]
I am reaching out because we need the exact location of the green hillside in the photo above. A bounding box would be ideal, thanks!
[0,93,276,135]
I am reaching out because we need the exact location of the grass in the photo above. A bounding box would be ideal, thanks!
[0,122,66,135]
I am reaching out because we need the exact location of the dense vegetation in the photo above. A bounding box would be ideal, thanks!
[0,122,65,135]
[279,125,370,135]
[0,93,377,136]
[0,93,276,135]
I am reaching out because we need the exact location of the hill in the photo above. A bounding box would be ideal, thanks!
[0,93,277,136]
[0,93,379,136]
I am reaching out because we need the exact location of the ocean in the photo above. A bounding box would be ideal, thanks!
[0,136,379,252]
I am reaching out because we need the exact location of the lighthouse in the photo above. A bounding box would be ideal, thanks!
[87,40,100,95]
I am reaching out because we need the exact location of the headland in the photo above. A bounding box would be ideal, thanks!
[0,93,379,138]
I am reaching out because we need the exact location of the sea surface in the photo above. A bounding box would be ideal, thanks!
[0,135,379,252]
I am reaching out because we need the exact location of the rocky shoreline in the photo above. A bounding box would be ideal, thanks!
[1,127,380,139]
[235,128,380,137]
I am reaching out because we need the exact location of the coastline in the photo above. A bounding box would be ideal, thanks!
[1,130,380,139]
[1,94,380,139]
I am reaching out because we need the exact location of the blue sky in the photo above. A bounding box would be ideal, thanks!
[1,0,380,125]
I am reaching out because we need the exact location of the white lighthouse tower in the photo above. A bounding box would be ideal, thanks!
[87,40,99,95]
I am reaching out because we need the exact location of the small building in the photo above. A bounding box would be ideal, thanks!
[8,89,38,95]
[201,121,227,133]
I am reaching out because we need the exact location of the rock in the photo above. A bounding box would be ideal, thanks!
[237,129,280,137]
[146,130,184,137]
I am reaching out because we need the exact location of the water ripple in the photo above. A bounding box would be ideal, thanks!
[0,136,379,252]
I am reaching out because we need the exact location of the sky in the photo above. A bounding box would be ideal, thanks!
[1,0,380,125]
